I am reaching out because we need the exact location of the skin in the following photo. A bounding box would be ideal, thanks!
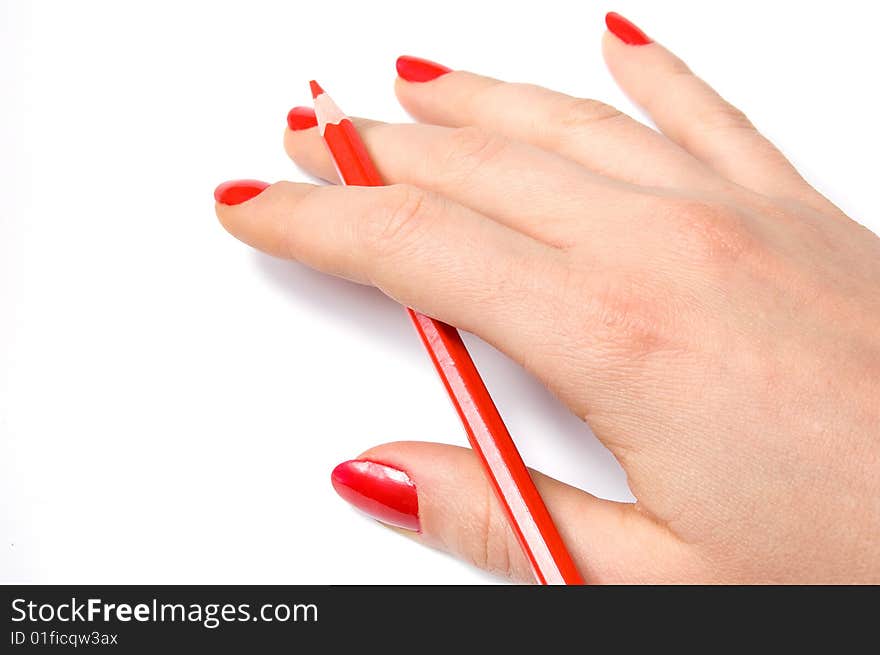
[216,34,880,583]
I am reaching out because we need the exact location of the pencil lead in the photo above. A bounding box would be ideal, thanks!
[309,80,324,99]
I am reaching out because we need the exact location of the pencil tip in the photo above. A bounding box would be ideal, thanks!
[309,80,324,99]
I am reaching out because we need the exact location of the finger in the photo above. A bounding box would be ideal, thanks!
[285,117,641,248]
[392,57,718,191]
[601,13,837,213]
[284,107,378,186]
[330,442,693,583]
[214,180,568,366]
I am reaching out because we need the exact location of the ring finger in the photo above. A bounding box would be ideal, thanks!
[393,61,724,192]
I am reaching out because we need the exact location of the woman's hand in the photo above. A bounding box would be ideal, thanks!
[214,13,880,583]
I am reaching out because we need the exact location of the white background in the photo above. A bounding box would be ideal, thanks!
[1,0,878,584]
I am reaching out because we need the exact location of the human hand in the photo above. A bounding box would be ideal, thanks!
[214,13,880,583]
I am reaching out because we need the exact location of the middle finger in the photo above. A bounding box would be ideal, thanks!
[286,117,645,249]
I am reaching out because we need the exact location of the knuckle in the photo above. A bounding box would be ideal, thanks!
[266,180,294,198]
[574,273,676,359]
[468,77,507,109]
[696,102,754,133]
[503,82,553,103]
[658,197,758,265]
[275,183,321,259]
[507,82,546,95]
[469,486,521,580]
[440,126,510,179]
[542,265,686,371]
[666,57,694,77]
[558,97,624,131]
[359,184,431,259]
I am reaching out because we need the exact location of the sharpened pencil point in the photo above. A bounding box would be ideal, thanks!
[309,80,324,99]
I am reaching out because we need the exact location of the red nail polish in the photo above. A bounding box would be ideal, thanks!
[213,179,270,206]
[605,12,652,46]
[287,106,318,131]
[396,55,451,83]
[331,459,420,532]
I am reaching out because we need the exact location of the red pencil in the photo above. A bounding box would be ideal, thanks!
[311,80,583,585]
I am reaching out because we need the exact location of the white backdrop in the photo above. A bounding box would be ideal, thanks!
[2,0,878,584]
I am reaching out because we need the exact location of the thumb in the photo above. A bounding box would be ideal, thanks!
[330,441,690,583]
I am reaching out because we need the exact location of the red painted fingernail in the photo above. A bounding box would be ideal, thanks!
[213,179,270,206]
[287,106,317,131]
[605,12,652,46]
[396,55,451,83]
[331,459,420,532]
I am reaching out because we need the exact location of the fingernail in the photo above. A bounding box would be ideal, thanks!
[605,12,652,46]
[213,179,270,206]
[286,106,318,131]
[396,55,451,83]
[331,459,420,532]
